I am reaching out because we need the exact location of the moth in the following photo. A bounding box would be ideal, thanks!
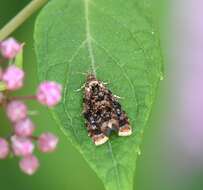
[83,74,132,146]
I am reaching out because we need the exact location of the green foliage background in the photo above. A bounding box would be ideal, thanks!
[0,1,202,190]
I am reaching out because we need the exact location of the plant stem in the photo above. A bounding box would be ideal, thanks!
[0,0,48,41]
[10,95,37,101]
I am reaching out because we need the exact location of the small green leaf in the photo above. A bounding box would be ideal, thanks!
[34,0,163,190]
[15,48,23,69]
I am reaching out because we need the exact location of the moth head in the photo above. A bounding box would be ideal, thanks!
[86,74,96,82]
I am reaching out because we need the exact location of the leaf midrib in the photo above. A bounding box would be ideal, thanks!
[84,0,121,189]
[84,0,96,75]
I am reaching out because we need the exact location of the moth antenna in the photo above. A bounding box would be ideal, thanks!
[74,83,85,92]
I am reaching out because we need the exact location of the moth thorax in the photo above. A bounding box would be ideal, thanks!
[87,74,96,82]
[88,80,100,87]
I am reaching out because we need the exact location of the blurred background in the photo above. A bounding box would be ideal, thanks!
[0,0,202,189]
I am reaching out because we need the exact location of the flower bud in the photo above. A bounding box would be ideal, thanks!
[0,38,22,59]
[19,155,39,175]
[0,138,9,159]
[14,118,35,137]
[11,136,34,156]
[38,132,58,153]
[37,81,62,107]
[6,100,27,122]
[2,65,24,90]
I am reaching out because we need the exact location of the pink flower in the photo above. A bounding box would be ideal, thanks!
[36,81,62,107]
[6,101,27,122]
[38,132,58,153]
[0,38,22,59]
[19,155,39,175]
[0,138,9,159]
[2,65,24,90]
[11,136,34,156]
[14,118,35,137]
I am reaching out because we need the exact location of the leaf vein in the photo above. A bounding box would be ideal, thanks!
[84,2,122,188]
[84,0,96,75]
[90,1,153,71]
[62,39,88,143]
[92,38,137,102]
[107,141,121,190]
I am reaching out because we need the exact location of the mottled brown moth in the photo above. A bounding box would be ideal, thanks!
[83,74,132,146]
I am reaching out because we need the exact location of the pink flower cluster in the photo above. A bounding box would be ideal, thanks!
[0,38,62,175]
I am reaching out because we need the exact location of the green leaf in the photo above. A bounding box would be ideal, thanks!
[15,47,23,69]
[34,0,163,190]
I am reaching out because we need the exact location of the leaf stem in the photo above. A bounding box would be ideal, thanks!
[0,0,48,41]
